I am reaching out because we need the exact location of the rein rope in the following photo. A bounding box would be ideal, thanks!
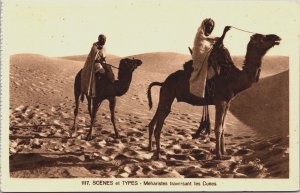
[229,26,256,34]
[106,63,119,70]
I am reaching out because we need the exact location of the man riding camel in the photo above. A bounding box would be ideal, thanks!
[190,18,232,98]
[81,34,115,97]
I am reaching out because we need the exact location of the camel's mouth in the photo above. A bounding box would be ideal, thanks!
[134,60,142,68]
[274,40,281,45]
[266,34,281,46]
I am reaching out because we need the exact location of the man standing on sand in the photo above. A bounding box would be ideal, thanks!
[81,34,114,97]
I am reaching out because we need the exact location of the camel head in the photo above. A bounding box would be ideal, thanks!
[119,58,142,73]
[248,34,281,55]
[118,58,142,79]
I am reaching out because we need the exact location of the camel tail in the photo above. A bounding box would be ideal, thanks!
[147,82,163,110]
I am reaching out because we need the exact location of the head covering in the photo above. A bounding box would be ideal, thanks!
[198,18,215,36]
[98,34,106,43]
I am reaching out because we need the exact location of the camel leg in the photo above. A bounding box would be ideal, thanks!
[206,105,211,135]
[153,109,171,160]
[220,103,229,155]
[72,91,81,132]
[86,99,102,141]
[87,98,92,117]
[108,97,119,138]
[148,111,158,151]
[214,101,227,159]
[192,107,205,139]
[153,88,175,160]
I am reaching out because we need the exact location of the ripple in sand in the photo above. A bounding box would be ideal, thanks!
[202,161,219,168]
[190,153,212,161]
[179,166,203,177]
[234,148,253,156]
[180,143,193,149]
[157,169,183,178]
[166,154,189,161]
[253,141,272,150]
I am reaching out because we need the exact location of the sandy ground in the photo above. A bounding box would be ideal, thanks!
[9,53,289,178]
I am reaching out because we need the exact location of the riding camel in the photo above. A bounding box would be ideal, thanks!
[72,58,142,140]
[147,29,281,160]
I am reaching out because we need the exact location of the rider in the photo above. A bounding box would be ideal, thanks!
[94,34,107,80]
[189,18,231,98]
[81,34,115,97]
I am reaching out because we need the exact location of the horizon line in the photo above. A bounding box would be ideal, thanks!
[9,51,289,59]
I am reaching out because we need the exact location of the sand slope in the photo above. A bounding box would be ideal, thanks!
[9,53,289,178]
[231,71,289,137]
[232,56,288,78]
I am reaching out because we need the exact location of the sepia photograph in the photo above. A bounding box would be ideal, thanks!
[1,0,299,192]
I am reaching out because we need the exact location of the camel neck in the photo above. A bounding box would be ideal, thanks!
[115,71,133,96]
[243,47,264,81]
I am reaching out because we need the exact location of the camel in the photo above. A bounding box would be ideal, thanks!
[72,58,142,140]
[147,32,281,160]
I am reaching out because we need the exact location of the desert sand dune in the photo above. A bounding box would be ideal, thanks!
[9,52,289,178]
[59,54,121,62]
[230,70,289,137]
[232,56,288,78]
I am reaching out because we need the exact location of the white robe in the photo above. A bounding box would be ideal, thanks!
[189,20,216,98]
[81,44,105,97]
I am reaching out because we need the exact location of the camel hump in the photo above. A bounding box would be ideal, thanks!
[102,63,115,83]
[183,60,193,73]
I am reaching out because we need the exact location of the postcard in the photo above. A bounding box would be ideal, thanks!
[1,0,299,192]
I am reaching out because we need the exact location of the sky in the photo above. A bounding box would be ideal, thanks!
[2,0,299,57]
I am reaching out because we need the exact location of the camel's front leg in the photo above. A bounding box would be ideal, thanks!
[220,103,230,155]
[86,99,102,141]
[87,98,92,117]
[72,92,81,132]
[108,97,119,138]
[214,101,227,159]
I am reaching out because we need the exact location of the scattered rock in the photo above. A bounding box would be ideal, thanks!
[15,105,26,112]
[31,139,42,148]
[97,140,107,148]
[234,172,248,178]
[119,172,129,178]
[38,132,49,138]
[123,166,132,173]
[98,155,109,161]
[10,141,18,148]
[9,147,17,154]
